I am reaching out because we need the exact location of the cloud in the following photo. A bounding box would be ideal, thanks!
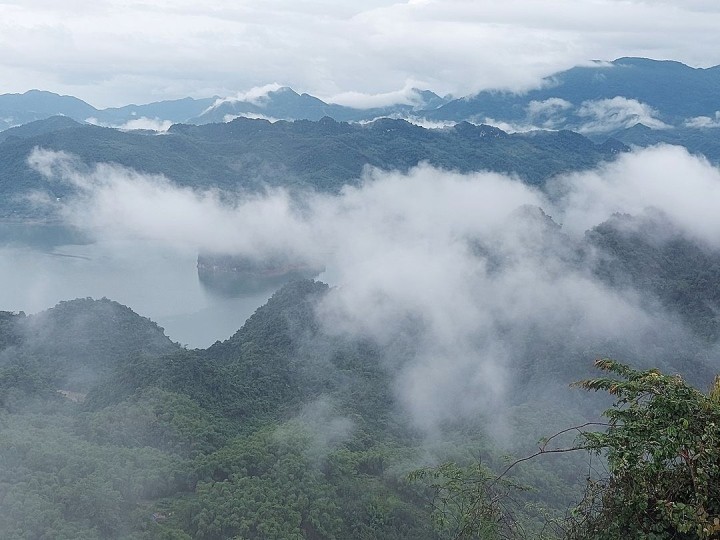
[480,118,544,133]
[322,82,428,109]
[1,1,720,107]
[684,111,720,128]
[86,116,173,132]
[576,96,671,133]
[207,83,284,111]
[223,112,282,123]
[549,144,720,248]
[27,145,720,433]
[525,97,573,128]
[527,97,573,117]
[359,114,457,129]
[27,147,309,259]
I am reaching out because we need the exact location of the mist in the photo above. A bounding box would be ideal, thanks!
[27,144,720,432]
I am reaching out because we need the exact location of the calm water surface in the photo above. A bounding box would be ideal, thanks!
[0,226,285,348]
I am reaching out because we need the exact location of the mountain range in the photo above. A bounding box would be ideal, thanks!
[3,58,719,137]
[0,115,625,220]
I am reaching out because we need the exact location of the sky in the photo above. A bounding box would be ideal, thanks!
[1,0,720,108]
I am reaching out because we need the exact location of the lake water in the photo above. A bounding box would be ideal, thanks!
[0,226,291,348]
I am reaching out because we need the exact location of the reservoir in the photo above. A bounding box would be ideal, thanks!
[0,224,287,348]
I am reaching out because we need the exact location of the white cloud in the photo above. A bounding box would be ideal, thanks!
[549,144,720,248]
[576,96,670,133]
[118,117,173,131]
[322,81,427,109]
[86,116,173,132]
[685,111,720,128]
[480,118,544,133]
[208,83,284,112]
[527,97,572,115]
[1,1,719,107]
[223,112,282,123]
[526,97,573,128]
[27,145,720,432]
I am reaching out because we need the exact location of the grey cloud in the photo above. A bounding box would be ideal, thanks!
[2,1,720,107]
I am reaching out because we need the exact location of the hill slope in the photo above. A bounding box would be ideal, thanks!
[0,116,625,220]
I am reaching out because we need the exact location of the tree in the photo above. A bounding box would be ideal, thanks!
[567,359,720,540]
[413,360,720,540]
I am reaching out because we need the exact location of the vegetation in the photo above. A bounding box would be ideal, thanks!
[0,116,624,220]
[422,360,720,539]
[1,276,719,538]
[568,360,720,539]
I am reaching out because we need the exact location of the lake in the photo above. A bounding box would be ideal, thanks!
[0,224,292,348]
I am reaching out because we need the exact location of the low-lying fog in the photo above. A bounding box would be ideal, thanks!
[4,143,720,430]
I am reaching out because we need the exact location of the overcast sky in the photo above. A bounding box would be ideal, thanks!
[2,0,720,108]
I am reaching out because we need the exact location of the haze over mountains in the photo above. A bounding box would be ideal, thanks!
[3,58,719,135]
[0,116,625,220]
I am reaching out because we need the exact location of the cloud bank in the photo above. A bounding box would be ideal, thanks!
[576,97,670,133]
[2,1,720,107]
[322,82,429,109]
[27,144,720,431]
[86,116,173,132]
[685,111,720,128]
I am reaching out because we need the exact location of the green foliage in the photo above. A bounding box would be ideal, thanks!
[7,280,720,539]
[568,359,720,539]
[0,117,623,220]
[409,462,517,539]
[0,409,189,539]
[588,211,720,342]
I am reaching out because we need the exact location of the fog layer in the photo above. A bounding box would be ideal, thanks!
[29,145,720,430]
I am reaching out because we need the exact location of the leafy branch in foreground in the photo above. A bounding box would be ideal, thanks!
[409,461,527,539]
[413,360,720,539]
[566,359,720,540]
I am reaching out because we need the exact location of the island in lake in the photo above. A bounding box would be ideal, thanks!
[197,252,324,296]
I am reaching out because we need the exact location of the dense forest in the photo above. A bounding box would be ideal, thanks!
[0,115,625,220]
[2,203,720,538]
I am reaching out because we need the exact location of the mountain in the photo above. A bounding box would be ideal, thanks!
[0,115,84,144]
[90,96,218,126]
[20,298,179,391]
[4,58,717,137]
[588,210,720,341]
[611,122,720,163]
[0,115,625,220]
[426,57,720,135]
[2,240,719,538]
[0,87,449,131]
[192,86,449,124]
[0,90,97,130]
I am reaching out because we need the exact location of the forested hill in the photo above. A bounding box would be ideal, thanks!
[588,211,720,342]
[0,298,179,406]
[3,202,720,538]
[0,116,625,220]
[0,282,437,539]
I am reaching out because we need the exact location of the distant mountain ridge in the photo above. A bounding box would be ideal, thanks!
[0,86,449,131]
[429,58,720,121]
[193,86,449,124]
[0,115,625,220]
[4,57,717,135]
